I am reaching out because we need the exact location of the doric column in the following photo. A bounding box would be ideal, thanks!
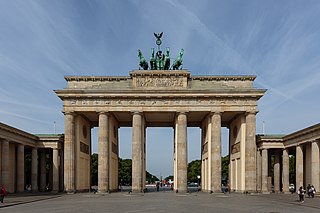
[176,112,188,193]
[296,145,303,189]
[17,144,25,192]
[1,140,9,189]
[256,150,262,192]
[282,149,289,193]
[211,112,221,193]
[31,148,38,192]
[132,112,143,193]
[98,112,109,193]
[311,140,320,191]
[40,151,46,191]
[64,112,75,193]
[273,153,280,193]
[261,149,268,192]
[52,148,60,192]
[245,112,257,192]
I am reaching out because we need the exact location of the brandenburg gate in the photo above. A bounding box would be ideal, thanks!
[55,34,266,193]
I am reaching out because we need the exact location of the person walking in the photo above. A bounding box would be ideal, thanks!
[298,186,305,203]
[0,185,8,203]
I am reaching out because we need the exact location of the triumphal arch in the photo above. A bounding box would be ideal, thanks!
[55,34,266,193]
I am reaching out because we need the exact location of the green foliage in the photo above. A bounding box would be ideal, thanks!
[146,171,159,183]
[187,160,201,183]
[289,155,295,184]
[118,158,132,185]
[91,153,98,185]
[221,155,229,180]
[165,175,174,182]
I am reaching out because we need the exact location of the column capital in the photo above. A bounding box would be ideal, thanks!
[210,111,221,115]
[245,110,258,115]
[131,111,143,115]
[98,111,109,115]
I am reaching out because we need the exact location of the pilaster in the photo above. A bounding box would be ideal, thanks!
[52,148,60,192]
[273,153,280,193]
[282,149,289,193]
[245,112,257,192]
[17,144,25,192]
[261,149,268,193]
[31,148,38,192]
[311,140,320,191]
[1,140,9,189]
[296,145,303,188]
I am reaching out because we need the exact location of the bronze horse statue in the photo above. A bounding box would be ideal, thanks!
[138,50,149,70]
[172,48,184,70]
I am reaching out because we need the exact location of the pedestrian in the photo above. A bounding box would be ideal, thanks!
[298,186,305,203]
[310,185,316,198]
[307,184,311,197]
[0,185,8,203]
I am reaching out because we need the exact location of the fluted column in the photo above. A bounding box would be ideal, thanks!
[296,145,303,189]
[211,112,221,193]
[31,148,38,192]
[311,140,320,191]
[132,112,143,193]
[98,112,109,193]
[64,112,75,193]
[282,149,289,193]
[261,149,268,192]
[274,153,280,193]
[52,149,60,192]
[245,112,257,192]
[176,112,188,193]
[40,151,46,191]
[17,144,25,192]
[1,140,9,189]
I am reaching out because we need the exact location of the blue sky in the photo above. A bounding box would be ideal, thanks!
[1,0,320,178]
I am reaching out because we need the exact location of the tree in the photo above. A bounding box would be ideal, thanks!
[91,153,98,185]
[187,160,201,183]
[118,158,132,186]
[221,155,229,180]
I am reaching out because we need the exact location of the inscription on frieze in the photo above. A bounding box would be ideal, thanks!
[135,77,184,87]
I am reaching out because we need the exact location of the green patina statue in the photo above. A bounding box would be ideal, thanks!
[172,48,184,70]
[137,33,184,70]
[138,49,149,70]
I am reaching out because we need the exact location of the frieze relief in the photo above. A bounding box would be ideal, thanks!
[66,98,256,107]
[231,143,240,154]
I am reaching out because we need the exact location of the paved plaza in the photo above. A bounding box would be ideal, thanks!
[1,191,320,213]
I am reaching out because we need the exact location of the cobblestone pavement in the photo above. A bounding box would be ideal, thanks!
[1,191,319,213]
